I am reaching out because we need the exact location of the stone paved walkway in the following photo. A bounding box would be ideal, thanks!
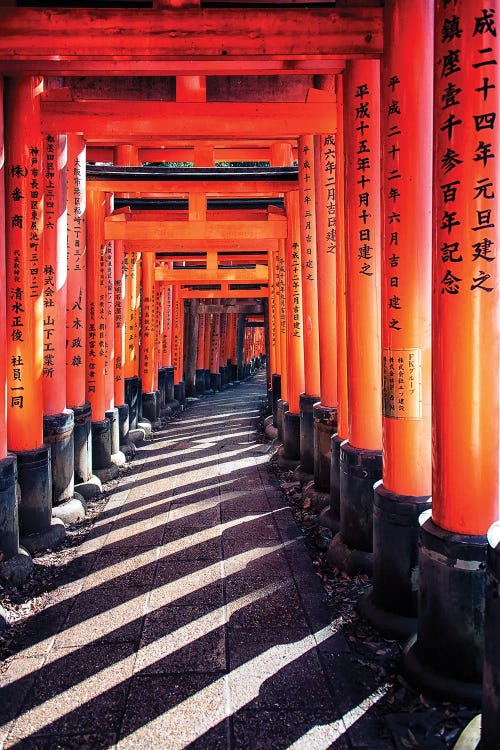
[1,373,389,749]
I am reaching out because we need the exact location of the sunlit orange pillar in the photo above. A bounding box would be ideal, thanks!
[5,77,62,544]
[0,75,20,561]
[329,60,383,573]
[356,0,433,640]
[160,281,175,407]
[404,0,500,705]
[282,190,305,461]
[209,312,222,392]
[66,134,94,487]
[298,135,321,475]
[313,131,338,492]
[269,247,282,424]
[86,188,118,480]
[140,251,159,422]
[271,142,294,436]
[155,282,167,412]
[171,285,185,405]
[42,131,78,511]
[220,312,229,387]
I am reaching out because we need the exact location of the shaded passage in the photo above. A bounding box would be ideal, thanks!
[1,373,385,749]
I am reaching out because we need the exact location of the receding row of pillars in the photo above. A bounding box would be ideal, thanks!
[266,0,498,740]
[0,73,264,584]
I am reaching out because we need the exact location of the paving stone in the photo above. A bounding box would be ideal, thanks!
[226,581,309,629]
[232,708,350,750]
[53,588,147,647]
[151,559,224,608]
[3,732,117,749]
[135,606,226,675]
[82,547,158,591]
[119,673,229,749]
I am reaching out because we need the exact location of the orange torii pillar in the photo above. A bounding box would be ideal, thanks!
[86,189,119,481]
[155,282,167,412]
[321,77,350,534]
[218,312,228,387]
[185,298,200,396]
[171,285,186,406]
[281,190,305,463]
[297,135,321,477]
[5,77,65,550]
[313,132,338,493]
[228,312,238,383]
[113,144,139,451]
[357,0,433,640]
[276,239,289,440]
[140,251,159,423]
[204,311,214,388]
[66,134,95,492]
[0,75,21,568]
[209,312,222,392]
[42,131,84,520]
[329,60,383,574]
[236,313,246,380]
[159,277,176,410]
[404,1,500,709]
[269,247,282,424]
[196,312,207,393]
[123,252,141,428]
[271,141,294,434]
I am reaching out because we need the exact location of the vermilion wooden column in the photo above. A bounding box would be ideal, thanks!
[358,0,433,640]
[220,311,229,387]
[5,77,61,542]
[271,141,294,438]
[66,134,93,485]
[172,285,185,405]
[86,188,118,479]
[0,75,19,561]
[140,251,158,422]
[329,60,383,572]
[42,132,78,509]
[404,0,500,705]
[313,131,338,491]
[196,312,206,392]
[298,135,321,475]
[282,190,305,461]
[209,312,222,392]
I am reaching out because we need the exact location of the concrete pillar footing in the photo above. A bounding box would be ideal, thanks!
[302,480,330,514]
[0,547,33,587]
[51,492,87,525]
[137,419,152,437]
[319,506,340,535]
[275,444,300,472]
[20,517,66,556]
[120,440,136,460]
[313,403,338,491]
[43,409,75,506]
[299,393,320,475]
[93,464,120,483]
[327,532,373,577]
[111,450,127,467]
[128,427,147,444]
[292,465,314,487]
[74,475,102,499]
[358,588,417,641]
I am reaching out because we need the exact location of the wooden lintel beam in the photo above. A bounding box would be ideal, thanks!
[178,289,266,299]
[106,218,286,241]
[0,8,382,67]
[155,267,268,282]
[124,239,278,252]
[41,101,336,140]
[92,180,294,196]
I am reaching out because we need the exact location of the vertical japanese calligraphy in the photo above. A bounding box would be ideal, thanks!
[66,135,86,409]
[433,0,499,534]
[140,252,156,393]
[5,77,44,450]
[284,191,305,413]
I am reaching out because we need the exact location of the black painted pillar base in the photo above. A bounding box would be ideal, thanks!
[43,409,75,506]
[299,393,319,476]
[402,511,486,706]
[91,418,119,483]
[327,443,382,575]
[117,403,135,459]
[0,454,19,560]
[358,482,431,640]
[165,367,175,403]
[124,376,140,429]
[319,433,344,534]
[196,369,206,394]
[16,445,66,554]
[210,373,221,392]
[157,367,167,410]
[73,402,92,484]
[482,521,500,749]
[271,374,281,427]
[313,403,337,491]
[283,411,300,461]
[230,364,238,383]
[174,381,186,408]
[142,391,159,424]
[276,398,288,443]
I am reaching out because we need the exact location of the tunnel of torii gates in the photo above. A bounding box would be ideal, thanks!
[0,0,499,742]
